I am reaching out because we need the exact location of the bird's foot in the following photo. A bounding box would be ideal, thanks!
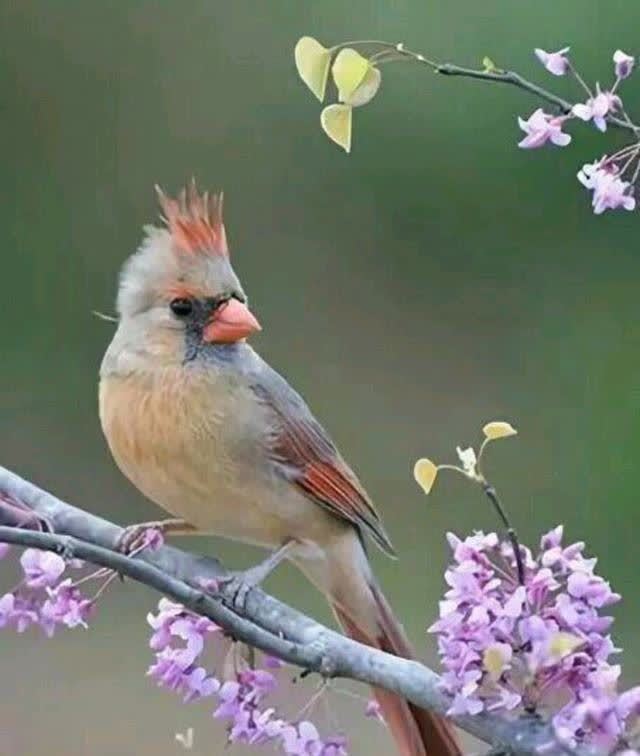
[215,566,269,613]
[116,518,195,555]
[0,493,54,533]
[214,540,296,613]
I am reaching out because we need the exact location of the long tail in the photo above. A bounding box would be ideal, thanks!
[332,583,461,756]
[297,534,461,756]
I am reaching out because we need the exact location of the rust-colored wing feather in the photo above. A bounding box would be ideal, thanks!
[251,368,396,557]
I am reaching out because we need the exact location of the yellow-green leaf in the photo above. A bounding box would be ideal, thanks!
[344,65,381,107]
[483,643,512,679]
[413,458,438,495]
[482,56,497,72]
[482,421,518,440]
[294,36,331,101]
[332,48,370,102]
[320,104,352,152]
[548,632,583,660]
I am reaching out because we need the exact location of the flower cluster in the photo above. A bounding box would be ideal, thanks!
[147,598,348,754]
[430,527,640,752]
[578,159,636,215]
[0,546,93,636]
[517,46,638,214]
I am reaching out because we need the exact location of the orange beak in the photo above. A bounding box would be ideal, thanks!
[202,298,262,344]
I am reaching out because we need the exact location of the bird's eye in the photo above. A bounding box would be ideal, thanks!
[169,298,194,317]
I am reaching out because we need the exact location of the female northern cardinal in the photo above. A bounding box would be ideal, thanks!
[99,182,460,756]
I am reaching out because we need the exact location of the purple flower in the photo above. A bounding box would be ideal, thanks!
[0,593,15,628]
[147,598,186,650]
[573,89,622,132]
[320,736,348,755]
[0,543,10,560]
[614,50,635,80]
[182,666,220,702]
[617,686,640,721]
[20,549,66,588]
[365,699,384,722]
[0,592,38,632]
[535,46,570,76]
[146,596,346,753]
[41,579,93,635]
[517,109,572,149]
[578,161,636,214]
[448,692,484,716]
[238,668,277,702]
[250,707,287,743]
[554,690,622,751]
[282,721,323,755]
[213,681,243,720]
[431,526,633,749]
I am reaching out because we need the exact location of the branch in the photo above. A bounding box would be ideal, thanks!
[0,465,584,755]
[389,45,640,135]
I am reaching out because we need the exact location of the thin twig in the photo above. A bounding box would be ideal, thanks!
[377,43,640,135]
[481,482,526,586]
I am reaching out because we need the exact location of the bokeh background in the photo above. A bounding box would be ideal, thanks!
[1,1,639,754]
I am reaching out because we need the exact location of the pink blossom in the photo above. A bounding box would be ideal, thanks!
[578,161,636,214]
[41,578,94,634]
[0,592,37,632]
[614,50,635,80]
[573,88,622,132]
[517,109,572,149]
[20,548,66,588]
[282,721,323,755]
[534,46,570,76]
[365,699,384,722]
[430,527,635,749]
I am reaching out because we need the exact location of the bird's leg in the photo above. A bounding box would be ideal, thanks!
[116,518,198,555]
[216,540,296,612]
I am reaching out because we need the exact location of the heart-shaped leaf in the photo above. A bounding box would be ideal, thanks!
[332,48,370,102]
[344,65,381,107]
[294,36,331,101]
[413,458,438,495]
[320,104,352,152]
[483,421,518,440]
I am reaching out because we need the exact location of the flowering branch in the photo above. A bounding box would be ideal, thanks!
[294,37,640,214]
[0,463,585,755]
[393,47,639,135]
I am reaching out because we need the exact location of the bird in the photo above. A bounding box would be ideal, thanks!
[99,181,460,756]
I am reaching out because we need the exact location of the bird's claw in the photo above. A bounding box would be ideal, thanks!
[216,567,264,613]
[115,523,164,556]
[0,493,54,533]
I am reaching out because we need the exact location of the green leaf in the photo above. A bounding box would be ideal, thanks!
[294,36,332,101]
[482,56,497,72]
[320,104,352,152]
[344,65,381,107]
[332,48,370,102]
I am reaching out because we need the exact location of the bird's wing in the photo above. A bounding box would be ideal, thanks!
[250,363,396,557]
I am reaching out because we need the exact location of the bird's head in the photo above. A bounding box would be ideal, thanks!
[114,180,261,363]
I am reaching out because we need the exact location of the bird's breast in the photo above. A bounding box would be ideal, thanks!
[99,365,283,540]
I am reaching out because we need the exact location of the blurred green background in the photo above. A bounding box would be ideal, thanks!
[1,1,639,754]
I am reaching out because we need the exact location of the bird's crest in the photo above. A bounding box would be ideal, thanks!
[155,179,228,257]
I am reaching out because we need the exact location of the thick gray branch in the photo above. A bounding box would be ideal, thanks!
[0,465,582,755]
